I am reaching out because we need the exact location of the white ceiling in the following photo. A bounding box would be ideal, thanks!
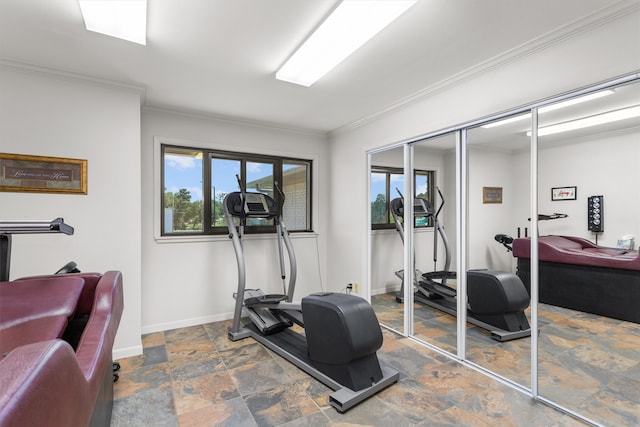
[0,0,628,134]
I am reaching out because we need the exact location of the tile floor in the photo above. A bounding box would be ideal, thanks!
[111,317,592,426]
[371,291,640,427]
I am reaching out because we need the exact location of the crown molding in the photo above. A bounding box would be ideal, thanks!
[142,104,327,138]
[329,0,640,137]
[0,58,146,105]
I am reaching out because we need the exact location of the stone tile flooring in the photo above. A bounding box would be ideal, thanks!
[371,292,640,427]
[111,317,592,426]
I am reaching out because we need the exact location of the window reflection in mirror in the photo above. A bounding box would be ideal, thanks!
[369,146,406,334]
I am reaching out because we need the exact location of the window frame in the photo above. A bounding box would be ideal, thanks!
[371,166,435,230]
[161,143,313,236]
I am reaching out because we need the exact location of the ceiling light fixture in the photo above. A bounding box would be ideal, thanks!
[481,112,530,129]
[527,105,640,136]
[276,0,417,87]
[79,0,147,45]
[482,90,615,129]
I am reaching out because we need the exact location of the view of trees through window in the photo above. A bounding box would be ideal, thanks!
[162,145,311,235]
[371,167,434,229]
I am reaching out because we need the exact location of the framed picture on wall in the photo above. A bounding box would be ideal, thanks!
[0,152,87,194]
[483,186,503,204]
[551,186,576,201]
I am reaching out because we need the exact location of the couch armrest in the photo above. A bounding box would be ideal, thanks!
[0,341,93,427]
[75,271,124,399]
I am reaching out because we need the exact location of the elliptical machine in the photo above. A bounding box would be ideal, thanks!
[225,177,398,412]
[391,188,531,342]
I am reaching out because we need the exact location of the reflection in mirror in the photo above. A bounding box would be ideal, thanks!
[408,133,458,354]
[465,115,533,388]
[528,81,640,425]
[369,146,406,334]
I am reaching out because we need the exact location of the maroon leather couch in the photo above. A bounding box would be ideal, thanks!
[0,271,124,427]
[513,236,640,323]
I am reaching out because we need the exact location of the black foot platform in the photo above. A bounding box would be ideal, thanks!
[231,324,399,413]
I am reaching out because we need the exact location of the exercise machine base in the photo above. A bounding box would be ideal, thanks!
[229,324,399,413]
[396,291,531,342]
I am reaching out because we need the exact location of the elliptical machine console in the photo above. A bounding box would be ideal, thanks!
[224,176,398,412]
[243,193,273,216]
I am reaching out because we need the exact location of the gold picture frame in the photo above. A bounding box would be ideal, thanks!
[483,186,502,204]
[0,153,87,195]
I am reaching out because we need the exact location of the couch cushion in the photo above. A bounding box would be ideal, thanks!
[0,316,68,357]
[0,277,85,329]
[13,272,103,316]
[513,235,640,270]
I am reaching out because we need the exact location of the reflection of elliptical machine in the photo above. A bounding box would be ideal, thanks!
[225,177,398,413]
[391,188,531,342]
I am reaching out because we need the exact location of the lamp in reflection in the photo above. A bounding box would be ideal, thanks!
[528,104,640,136]
[482,90,614,128]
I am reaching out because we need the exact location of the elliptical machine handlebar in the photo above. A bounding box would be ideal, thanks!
[223,176,297,305]
[434,187,445,219]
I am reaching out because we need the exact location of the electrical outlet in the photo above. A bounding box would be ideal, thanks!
[353,282,359,293]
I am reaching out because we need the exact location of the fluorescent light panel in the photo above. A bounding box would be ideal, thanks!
[527,105,640,136]
[481,112,530,129]
[276,1,417,87]
[482,90,614,129]
[79,0,147,45]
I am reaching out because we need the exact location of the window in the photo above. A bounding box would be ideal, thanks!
[371,167,434,229]
[163,147,204,233]
[162,144,312,235]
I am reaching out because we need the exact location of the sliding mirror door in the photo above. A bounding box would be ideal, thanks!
[533,80,640,425]
[410,133,458,354]
[464,114,532,387]
[369,145,406,333]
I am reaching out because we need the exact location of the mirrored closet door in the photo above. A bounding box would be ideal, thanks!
[533,80,640,425]
[369,145,406,334]
[464,115,533,388]
[409,133,458,354]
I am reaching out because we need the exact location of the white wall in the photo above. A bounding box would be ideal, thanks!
[0,66,143,358]
[140,108,329,333]
[328,8,640,297]
[536,130,640,246]
[467,147,520,272]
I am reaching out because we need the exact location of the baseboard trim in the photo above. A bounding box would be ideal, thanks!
[112,344,143,360]
[141,312,235,335]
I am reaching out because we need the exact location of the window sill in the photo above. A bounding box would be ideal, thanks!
[371,227,433,236]
[154,231,318,244]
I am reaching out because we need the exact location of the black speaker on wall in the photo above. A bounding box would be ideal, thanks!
[587,195,604,233]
